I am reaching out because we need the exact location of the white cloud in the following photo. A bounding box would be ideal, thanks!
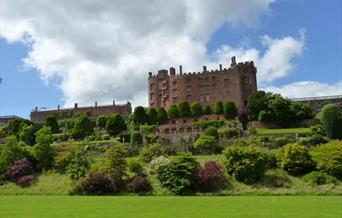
[263,81,342,98]
[1,0,316,109]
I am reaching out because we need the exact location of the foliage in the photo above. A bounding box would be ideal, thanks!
[178,101,191,117]
[82,172,114,195]
[5,118,32,136]
[193,135,217,155]
[33,127,54,171]
[279,143,315,175]
[193,120,226,129]
[140,143,164,163]
[223,101,237,119]
[68,147,89,180]
[17,175,34,187]
[302,171,337,185]
[204,105,212,115]
[71,115,94,139]
[130,131,143,145]
[156,153,199,195]
[191,102,203,117]
[148,155,170,175]
[128,159,143,174]
[104,145,127,175]
[309,124,326,136]
[145,133,157,144]
[214,101,223,115]
[35,126,54,145]
[127,172,152,194]
[0,128,6,138]
[310,140,342,179]
[204,126,219,139]
[96,115,108,129]
[132,106,148,125]
[6,158,34,184]
[219,128,239,139]
[319,104,342,139]
[167,104,179,119]
[247,91,268,120]
[223,146,270,184]
[147,108,158,125]
[18,125,36,146]
[195,161,226,192]
[157,107,168,124]
[45,116,59,133]
[106,114,127,136]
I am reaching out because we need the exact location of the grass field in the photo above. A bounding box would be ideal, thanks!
[1,196,341,218]
[256,128,310,135]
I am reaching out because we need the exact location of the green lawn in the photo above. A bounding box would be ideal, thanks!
[1,196,341,218]
[256,128,310,135]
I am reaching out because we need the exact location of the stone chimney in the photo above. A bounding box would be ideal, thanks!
[95,101,97,107]
[179,65,183,75]
[231,56,237,67]
[113,100,116,106]
[169,67,176,76]
[57,105,60,110]
[148,72,152,78]
[74,103,78,109]
[203,66,207,72]
[219,64,222,71]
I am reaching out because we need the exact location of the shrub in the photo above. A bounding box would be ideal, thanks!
[96,115,108,129]
[191,102,203,117]
[68,147,89,180]
[310,140,342,179]
[128,159,143,174]
[195,161,226,192]
[127,172,152,194]
[106,114,127,136]
[0,128,6,138]
[156,153,199,195]
[145,133,157,144]
[132,106,148,125]
[302,171,337,185]
[82,172,113,195]
[192,135,217,155]
[309,124,326,136]
[148,155,170,175]
[18,125,36,146]
[260,169,292,188]
[157,107,168,124]
[140,143,164,163]
[147,108,158,125]
[204,126,219,139]
[214,101,223,114]
[54,149,75,173]
[223,101,237,119]
[130,131,143,145]
[219,128,239,139]
[273,136,295,148]
[167,104,179,119]
[45,116,59,133]
[319,104,342,139]
[104,145,127,175]
[279,143,315,176]
[6,158,34,182]
[17,175,34,187]
[178,101,191,117]
[204,105,212,115]
[71,115,94,139]
[223,146,270,184]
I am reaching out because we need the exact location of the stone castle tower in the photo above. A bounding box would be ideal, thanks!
[147,56,257,113]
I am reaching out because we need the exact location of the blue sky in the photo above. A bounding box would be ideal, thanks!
[1,0,341,118]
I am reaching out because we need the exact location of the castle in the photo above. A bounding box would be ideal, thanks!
[148,56,257,113]
[30,101,132,123]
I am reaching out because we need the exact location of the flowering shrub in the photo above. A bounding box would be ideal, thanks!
[196,161,227,192]
[6,158,34,182]
[148,155,170,175]
[127,172,152,194]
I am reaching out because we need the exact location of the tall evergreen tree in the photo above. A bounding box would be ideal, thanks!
[147,108,158,125]
[45,116,59,133]
[178,101,191,117]
[157,107,168,124]
[132,106,148,125]
[168,104,179,119]
[224,101,237,119]
[191,102,203,117]
[214,101,224,115]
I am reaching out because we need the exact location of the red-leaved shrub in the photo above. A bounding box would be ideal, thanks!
[110,172,123,193]
[127,172,152,194]
[82,172,113,195]
[196,161,227,192]
[6,158,34,182]
[17,175,34,187]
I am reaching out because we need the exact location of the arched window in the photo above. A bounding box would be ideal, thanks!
[165,128,170,134]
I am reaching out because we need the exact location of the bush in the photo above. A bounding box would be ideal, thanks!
[260,169,292,188]
[223,101,237,119]
[130,131,143,145]
[309,124,326,136]
[167,104,179,119]
[219,128,239,139]
[192,135,217,155]
[156,153,199,195]
[140,143,164,163]
[18,125,36,146]
[310,140,342,179]
[6,158,34,182]
[178,101,191,117]
[82,172,114,195]
[104,145,127,175]
[157,107,168,124]
[148,155,170,175]
[191,102,203,117]
[145,133,157,144]
[204,127,219,139]
[214,101,223,114]
[204,105,212,115]
[147,108,158,125]
[96,115,108,129]
[45,116,59,133]
[0,128,6,138]
[106,114,127,136]
[128,159,143,174]
[279,143,315,176]
[54,149,76,173]
[319,104,342,139]
[17,175,34,187]
[71,115,94,139]
[68,147,89,180]
[127,172,152,194]
[195,161,226,192]
[302,171,337,185]
[132,106,148,125]
[223,146,270,184]
[33,127,54,171]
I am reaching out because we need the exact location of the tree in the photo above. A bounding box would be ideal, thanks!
[71,114,94,139]
[204,126,219,139]
[204,105,212,115]
[167,104,179,119]
[147,108,158,125]
[104,145,127,175]
[214,101,223,114]
[96,115,108,129]
[5,118,32,136]
[34,127,54,170]
[247,91,268,120]
[319,104,342,139]
[191,102,203,117]
[157,107,168,124]
[45,116,59,133]
[178,101,191,117]
[223,101,237,119]
[105,114,127,136]
[19,125,36,146]
[132,106,148,125]
[193,135,217,154]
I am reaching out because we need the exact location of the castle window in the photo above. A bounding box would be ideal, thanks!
[172,97,178,103]
[224,79,229,87]
[150,93,154,100]
[187,127,192,133]
[186,85,191,91]
[172,119,176,124]
[186,95,192,101]
[165,128,170,134]
[212,76,216,80]
[200,95,204,102]
[150,84,155,90]
[172,88,177,93]
[172,128,177,134]
[183,119,187,123]
[172,81,177,86]
[206,94,210,101]
[179,128,184,133]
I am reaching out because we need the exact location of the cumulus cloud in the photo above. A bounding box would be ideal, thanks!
[1,0,320,108]
[263,81,342,98]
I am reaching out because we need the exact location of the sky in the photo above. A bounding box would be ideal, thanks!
[0,0,341,118]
